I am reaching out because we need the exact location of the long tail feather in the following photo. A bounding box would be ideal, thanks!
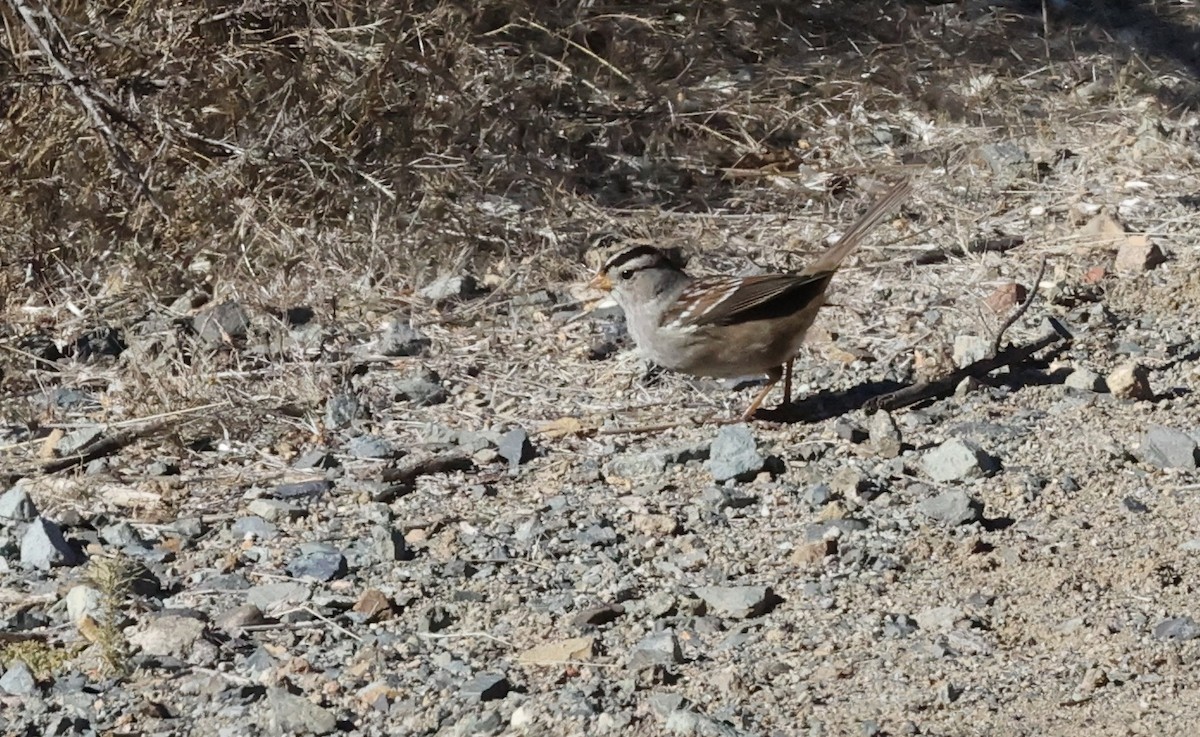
[800,179,913,276]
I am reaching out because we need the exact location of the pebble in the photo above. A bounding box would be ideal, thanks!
[376,321,430,357]
[266,687,337,736]
[370,525,413,562]
[460,673,510,702]
[272,479,334,500]
[693,586,776,619]
[497,427,535,468]
[65,584,104,624]
[20,517,82,570]
[193,301,250,345]
[0,485,37,522]
[833,419,867,444]
[231,516,279,541]
[922,438,999,482]
[345,435,396,460]
[707,424,767,483]
[1114,237,1166,273]
[215,605,266,632]
[1107,362,1153,400]
[1139,425,1199,470]
[917,490,984,525]
[420,274,477,302]
[246,499,302,523]
[129,613,207,658]
[57,426,104,456]
[984,283,1028,314]
[245,582,311,613]
[0,661,37,696]
[395,369,447,406]
[952,335,990,368]
[1152,617,1200,641]
[1064,368,1106,393]
[286,543,348,581]
[868,411,903,458]
[324,393,360,429]
[629,630,684,669]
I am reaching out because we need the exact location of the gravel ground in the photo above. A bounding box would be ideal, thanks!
[4,3,1200,737]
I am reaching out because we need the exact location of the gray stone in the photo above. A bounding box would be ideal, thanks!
[346,435,396,460]
[975,141,1029,177]
[193,301,251,345]
[917,490,984,525]
[246,499,302,523]
[1140,425,1198,470]
[0,661,37,696]
[287,543,347,582]
[1153,616,1200,641]
[293,450,339,470]
[915,606,965,632]
[272,479,334,500]
[952,335,990,368]
[376,321,430,357]
[65,584,104,625]
[0,485,37,523]
[145,460,179,476]
[497,427,535,468]
[629,630,684,669]
[215,605,266,632]
[266,687,337,736]
[99,521,144,548]
[20,517,81,570]
[868,411,903,458]
[461,673,511,702]
[922,438,999,482]
[603,444,708,478]
[231,516,278,541]
[693,586,775,619]
[395,370,446,406]
[370,526,412,562]
[245,582,310,614]
[707,424,766,482]
[1065,368,1106,392]
[420,274,477,302]
[58,426,104,456]
[324,393,360,429]
[129,614,207,658]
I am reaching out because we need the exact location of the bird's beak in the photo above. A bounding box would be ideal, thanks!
[589,272,613,292]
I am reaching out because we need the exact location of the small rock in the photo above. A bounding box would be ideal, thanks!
[395,369,446,406]
[245,582,311,613]
[376,321,430,357]
[0,485,38,522]
[293,450,339,470]
[370,526,413,562]
[352,588,394,622]
[129,614,206,658]
[272,479,334,500]
[915,606,965,632]
[984,283,1028,314]
[693,586,776,619]
[65,585,104,625]
[231,516,278,541]
[917,490,984,525]
[420,274,477,302]
[834,419,867,444]
[0,661,37,696]
[1082,265,1107,284]
[1140,426,1198,470]
[1114,237,1166,273]
[1107,362,1152,400]
[287,543,347,582]
[20,517,82,570]
[572,604,625,628]
[145,460,180,476]
[193,301,251,345]
[974,140,1028,178]
[324,393,361,429]
[868,411,903,458]
[1153,616,1200,641]
[267,687,337,736]
[215,604,266,632]
[922,438,999,482]
[952,335,990,368]
[346,435,396,460]
[497,427,535,468]
[629,630,684,669]
[460,673,510,702]
[1064,368,1106,393]
[246,499,302,523]
[58,426,104,456]
[708,424,766,483]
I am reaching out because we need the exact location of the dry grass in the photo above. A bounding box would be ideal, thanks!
[2,0,1200,453]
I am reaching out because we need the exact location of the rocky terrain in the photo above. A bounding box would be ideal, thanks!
[3,2,1200,736]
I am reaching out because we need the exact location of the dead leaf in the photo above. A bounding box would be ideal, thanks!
[38,428,64,460]
[537,417,588,438]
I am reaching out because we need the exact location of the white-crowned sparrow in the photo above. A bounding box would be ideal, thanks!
[589,179,912,419]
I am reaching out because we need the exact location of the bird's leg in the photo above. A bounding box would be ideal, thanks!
[782,360,794,406]
[741,366,784,421]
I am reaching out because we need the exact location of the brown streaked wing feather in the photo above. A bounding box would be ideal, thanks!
[799,178,913,276]
[687,274,832,327]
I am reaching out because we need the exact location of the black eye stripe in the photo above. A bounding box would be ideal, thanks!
[603,245,663,273]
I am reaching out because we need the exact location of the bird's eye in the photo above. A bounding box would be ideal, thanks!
[619,269,634,280]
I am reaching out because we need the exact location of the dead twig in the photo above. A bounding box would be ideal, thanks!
[991,256,1048,357]
[373,452,475,501]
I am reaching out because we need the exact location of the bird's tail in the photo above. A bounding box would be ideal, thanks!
[800,178,913,276]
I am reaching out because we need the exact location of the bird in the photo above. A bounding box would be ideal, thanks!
[588,179,912,420]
